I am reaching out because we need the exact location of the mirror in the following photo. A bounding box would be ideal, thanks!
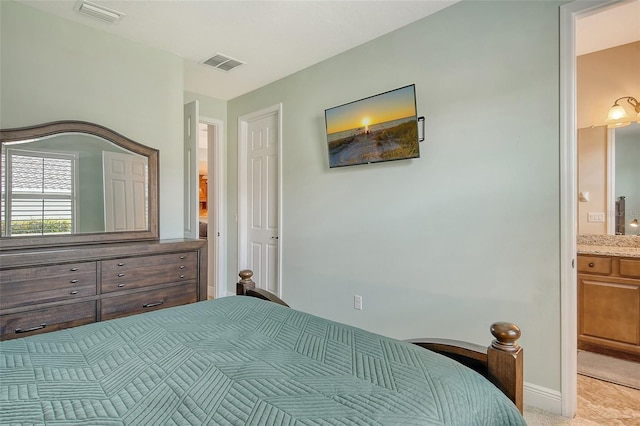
[1,121,159,250]
[577,123,640,236]
[614,124,640,235]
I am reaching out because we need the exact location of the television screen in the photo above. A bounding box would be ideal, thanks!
[325,84,419,168]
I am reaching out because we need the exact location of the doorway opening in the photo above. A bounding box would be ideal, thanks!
[198,117,226,299]
[561,0,640,418]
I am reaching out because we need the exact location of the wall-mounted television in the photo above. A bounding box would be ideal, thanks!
[325,84,420,168]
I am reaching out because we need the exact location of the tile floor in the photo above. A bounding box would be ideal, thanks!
[525,375,640,425]
[576,374,640,425]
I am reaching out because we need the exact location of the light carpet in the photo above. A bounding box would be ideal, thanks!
[577,350,640,390]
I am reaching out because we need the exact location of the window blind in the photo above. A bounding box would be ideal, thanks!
[2,149,75,236]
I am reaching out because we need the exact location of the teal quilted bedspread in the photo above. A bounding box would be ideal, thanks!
[0,296,525,425]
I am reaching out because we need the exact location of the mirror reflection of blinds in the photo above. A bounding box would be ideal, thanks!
[4,149,76,236]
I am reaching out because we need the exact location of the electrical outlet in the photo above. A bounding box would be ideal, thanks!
[354,295,363,310]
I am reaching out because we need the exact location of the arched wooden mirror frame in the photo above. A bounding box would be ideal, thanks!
[0,121,159,250]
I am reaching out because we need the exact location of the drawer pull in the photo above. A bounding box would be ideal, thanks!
[180,274,185,279]
[118,284,126,288]
[117,273,125,277]
[143,301,164,308]
[588,262,595,268]
[179,256,186,260]
[70,279,79,284]
[70,290,79,295]
[180,265,186,269]
[70,267,79,272]
[16,323,46,334]
[118,262,125,266]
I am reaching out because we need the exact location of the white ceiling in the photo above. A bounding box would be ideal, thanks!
[16,0,459,101]
[14,0,639,100]
[576,0,640,56]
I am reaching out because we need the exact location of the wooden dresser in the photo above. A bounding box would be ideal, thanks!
[577,254,640,360]
[0,239,207,340]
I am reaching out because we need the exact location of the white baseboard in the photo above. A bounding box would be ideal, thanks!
[524,382,562,415]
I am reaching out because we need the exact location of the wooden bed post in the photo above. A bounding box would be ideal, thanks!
[487,322,523,413]
[406,322,523,414]
[236,269,256,295]
[236,269,290,306]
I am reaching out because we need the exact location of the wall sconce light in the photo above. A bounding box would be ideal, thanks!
[631,219,639,228]
[605,96,640,128]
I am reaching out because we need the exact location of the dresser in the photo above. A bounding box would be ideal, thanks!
[577,254,640,360]
[0,239,207,340]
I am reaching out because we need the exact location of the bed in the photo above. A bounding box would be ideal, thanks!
[0,271,525,425]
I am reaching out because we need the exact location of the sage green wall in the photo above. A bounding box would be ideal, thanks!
[0,1,185,238]
[228,0,563,392]
[184,91,227,122]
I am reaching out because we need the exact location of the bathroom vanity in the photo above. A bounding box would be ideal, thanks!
[577,244,640,361]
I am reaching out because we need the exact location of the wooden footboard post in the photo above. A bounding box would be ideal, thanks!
[236,270,290,306]
[406,322,523,413]
[487,322,523,413]
[236,270,256,295]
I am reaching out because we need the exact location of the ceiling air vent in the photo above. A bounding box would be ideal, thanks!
[75,0,124,24]
[203,54,245,72]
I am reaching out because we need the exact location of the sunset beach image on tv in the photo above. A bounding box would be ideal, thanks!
[325,84,419,168]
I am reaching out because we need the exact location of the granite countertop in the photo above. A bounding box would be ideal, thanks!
[577,244,640,258]
[577,234,640,258]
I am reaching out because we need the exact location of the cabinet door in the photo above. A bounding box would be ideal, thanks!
[578,275,640,346]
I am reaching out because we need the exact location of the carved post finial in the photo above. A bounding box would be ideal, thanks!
[237,269,256,295]
[239,269,253,281]
[490,322,521,353]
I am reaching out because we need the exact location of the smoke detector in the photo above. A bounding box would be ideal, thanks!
[202,54,245,72]
[75,0,124,24]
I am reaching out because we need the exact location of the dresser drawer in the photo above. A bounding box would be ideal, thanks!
[577,256,612,275]
[620,259,640,279]
[101,282,197,321]
[0,262,97,310]
[101,252,198,293]
[1,301,96,340]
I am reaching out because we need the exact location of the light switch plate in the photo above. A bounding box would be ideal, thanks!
[587,212,605,222]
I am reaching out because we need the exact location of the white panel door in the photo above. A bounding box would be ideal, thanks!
[245,112,279,294]
[103,151,147,231]
[184,101,199,239]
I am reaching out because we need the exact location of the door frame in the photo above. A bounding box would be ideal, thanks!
[559,0,620,417]
[200,116,227,299]
[237,103,283,295]
[184,101,199,239]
